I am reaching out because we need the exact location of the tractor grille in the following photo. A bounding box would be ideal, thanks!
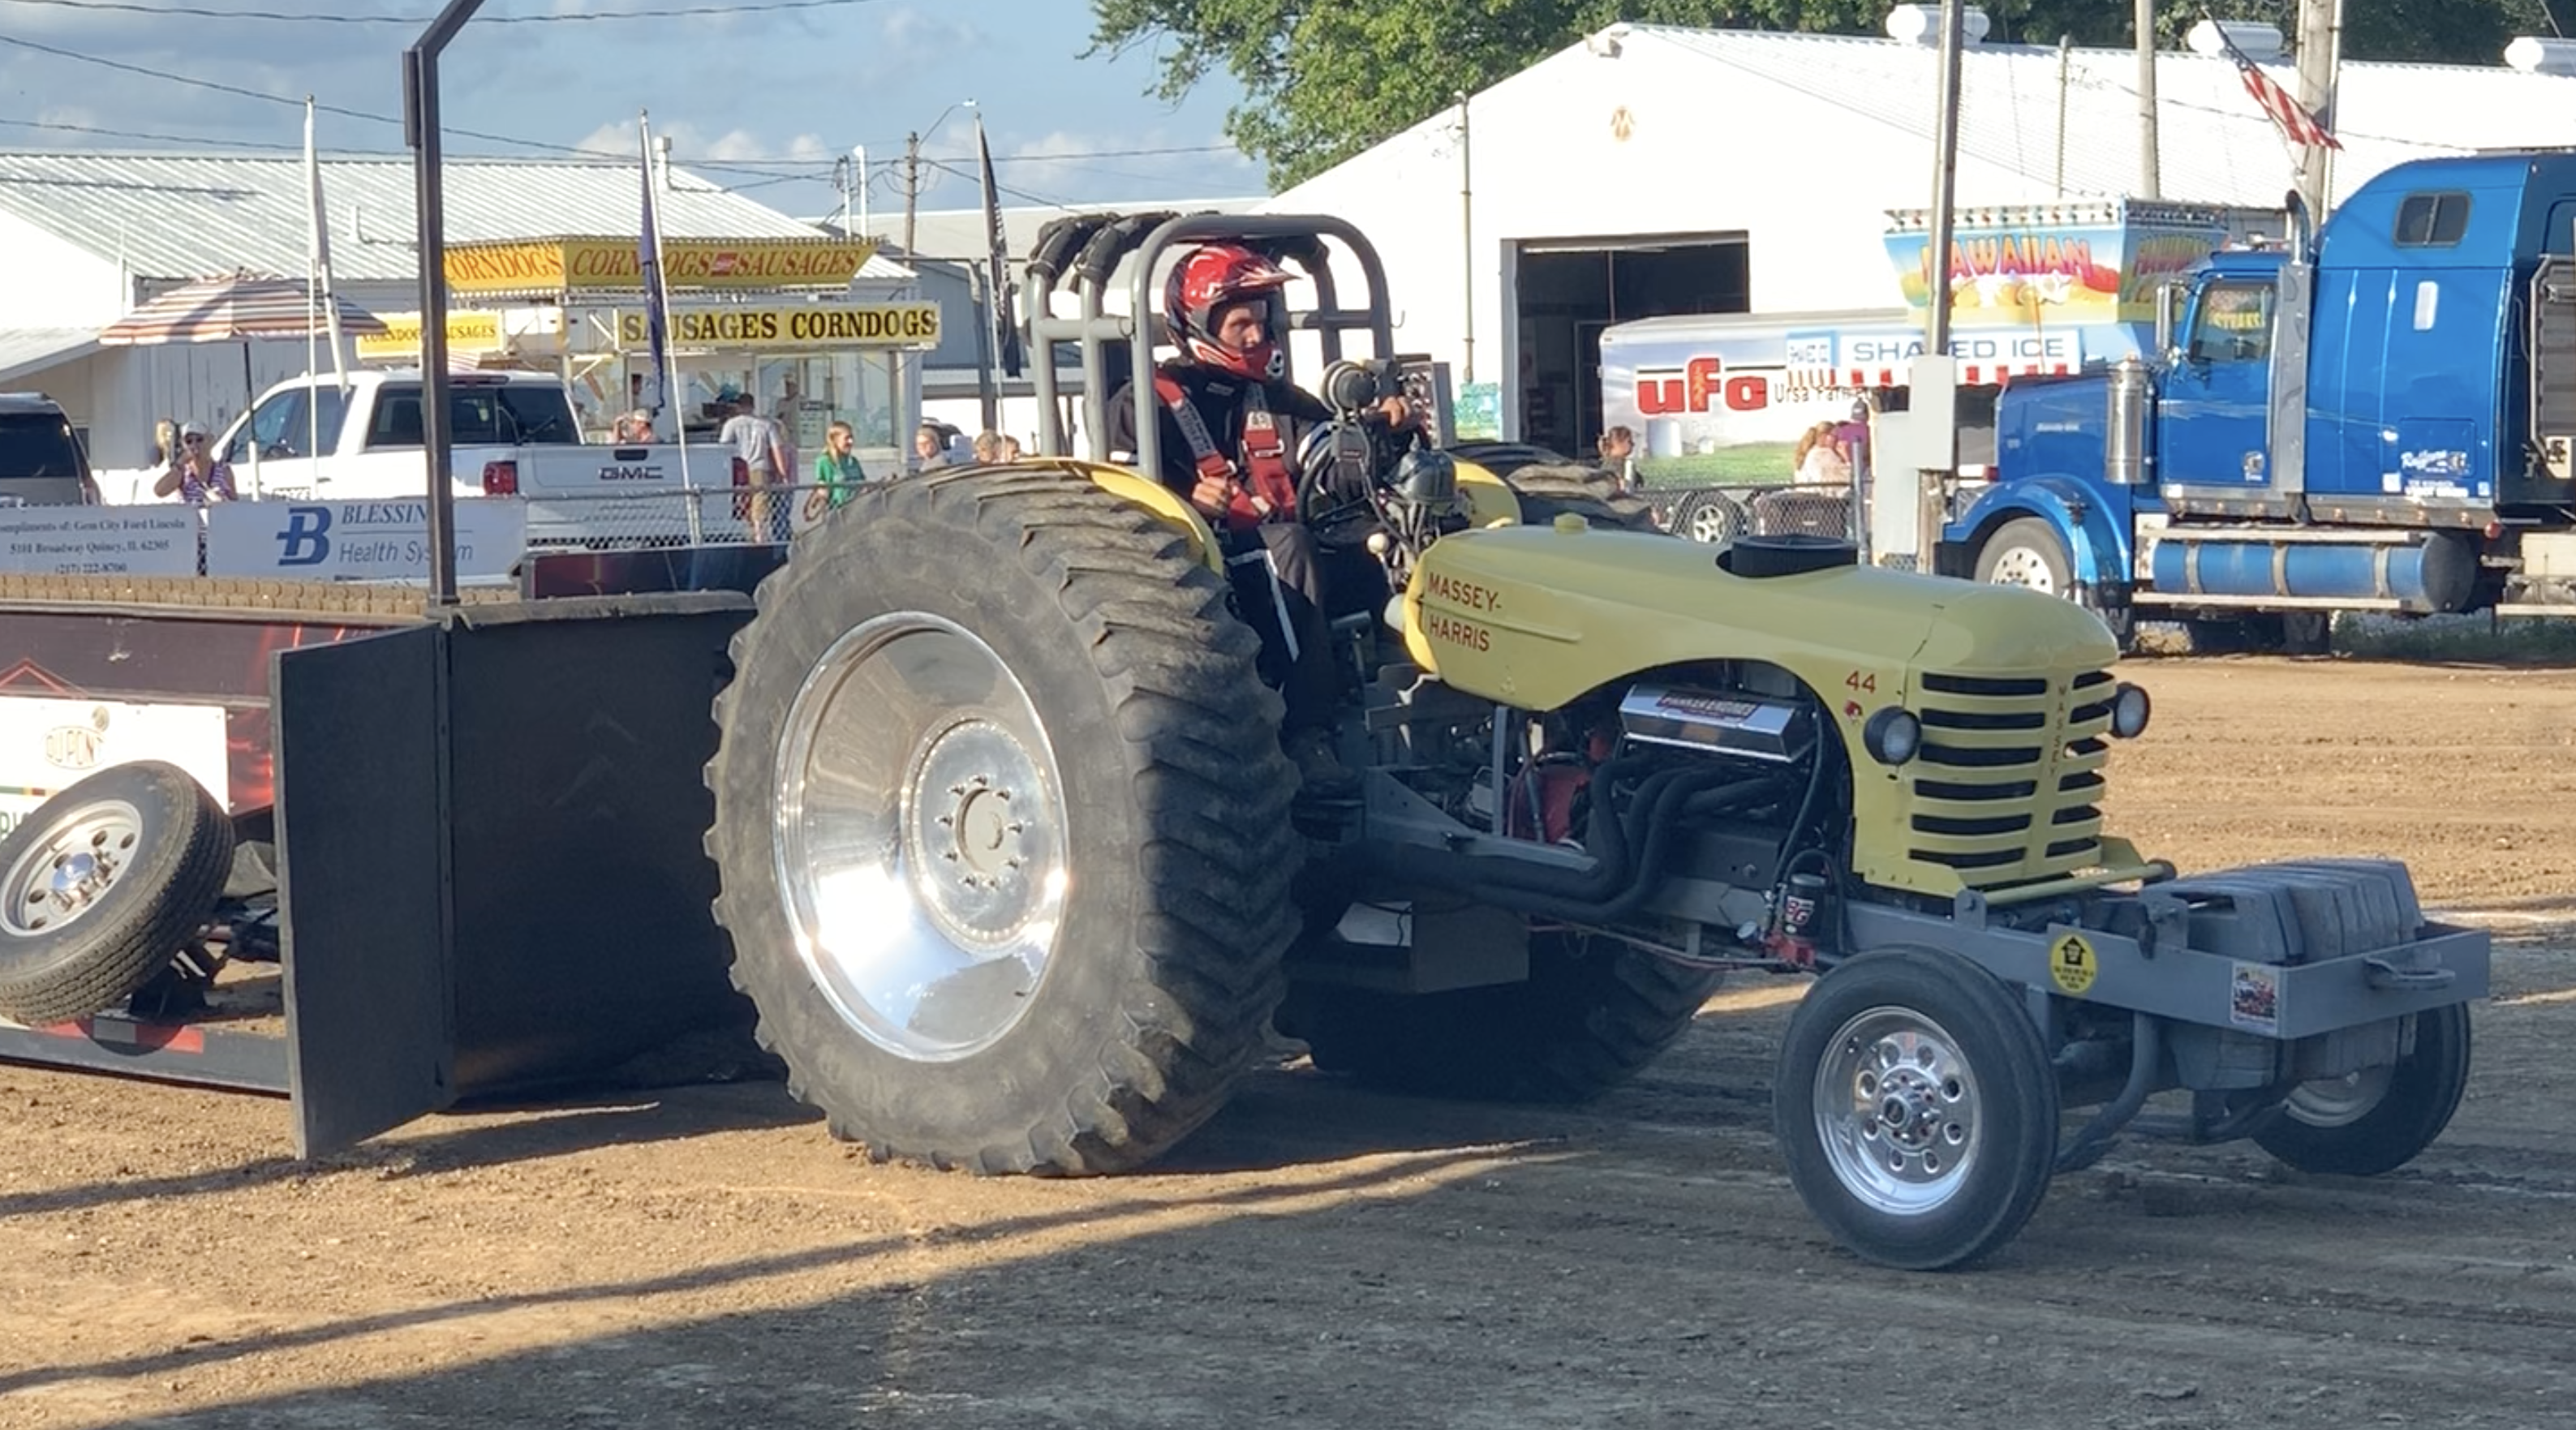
[1904,668,2113,889]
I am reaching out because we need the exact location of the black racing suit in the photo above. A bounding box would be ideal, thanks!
[1104,364,1343,739]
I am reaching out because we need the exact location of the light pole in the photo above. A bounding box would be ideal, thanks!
[902,98,976,256]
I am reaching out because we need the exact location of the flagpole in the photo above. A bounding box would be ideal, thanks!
[640,109,699,546]
[305,97,320,488]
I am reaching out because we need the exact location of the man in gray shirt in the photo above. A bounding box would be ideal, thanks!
[720,394,787,543]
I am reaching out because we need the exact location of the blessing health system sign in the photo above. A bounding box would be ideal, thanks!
[204,497,527,582]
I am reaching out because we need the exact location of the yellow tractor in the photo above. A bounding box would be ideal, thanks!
[702,216,2488,1270]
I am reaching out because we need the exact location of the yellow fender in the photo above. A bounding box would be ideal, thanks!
[1450,457,1524,528]
[1026,458,1226,576]
[1037,452,1529,578]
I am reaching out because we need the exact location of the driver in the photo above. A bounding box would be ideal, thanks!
[1105,242,1422,789]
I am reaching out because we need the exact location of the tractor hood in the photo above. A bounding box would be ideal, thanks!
[1401,522,2119,712]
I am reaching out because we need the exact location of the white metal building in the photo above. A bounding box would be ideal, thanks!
[0,152,901,470]
[1263,14,2576,453]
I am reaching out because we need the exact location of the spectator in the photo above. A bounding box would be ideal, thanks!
[612,410,658,443]
[720,394,789,542]
[1792,422,1851,487]
[914,423,953,470]
[1596,424,1637,492]
[973,429,1004,465]
[774,376,802,485]
[815,419,867,509]
[1000,433,1024,462]
[153,422,237,505]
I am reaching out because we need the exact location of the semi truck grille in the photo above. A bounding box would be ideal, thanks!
[1906,667,2111,888]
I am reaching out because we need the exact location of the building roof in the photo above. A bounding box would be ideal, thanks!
[1634,25,2576,209]
[0,329,99,387]
[0,151,870,286]
[842,198,1266,266]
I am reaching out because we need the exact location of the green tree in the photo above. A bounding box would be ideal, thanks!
[1088,0,2570,191]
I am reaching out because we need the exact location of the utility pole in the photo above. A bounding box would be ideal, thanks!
[1457,90,1473,386]
[2135,0,2161,199]
[1925,0,1966,359]
[2294,0,2344,217]
[903,130,921,256]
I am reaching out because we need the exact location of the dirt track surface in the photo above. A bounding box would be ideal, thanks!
[7,656,2576,1429]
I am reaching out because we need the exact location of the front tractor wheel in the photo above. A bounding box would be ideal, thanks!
[1774,947,2060,1270]
[707,469,1302,1174]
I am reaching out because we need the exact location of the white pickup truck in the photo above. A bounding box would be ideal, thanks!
[148,370,749,547]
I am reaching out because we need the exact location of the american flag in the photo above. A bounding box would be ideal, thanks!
[2210,24,2342,151]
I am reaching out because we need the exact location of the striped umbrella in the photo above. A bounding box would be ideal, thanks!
[97,272,388,346]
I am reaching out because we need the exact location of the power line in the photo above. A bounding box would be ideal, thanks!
[0,31,783,181]
[0,0,880,22]
[0,115,312,150]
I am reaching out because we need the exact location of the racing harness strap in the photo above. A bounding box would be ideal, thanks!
[1154,373,1297,531]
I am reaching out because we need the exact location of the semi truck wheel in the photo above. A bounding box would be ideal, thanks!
[706,468,1302,1174]
[1774,947,2059,1270]
[2250,1005,2471,1176]
[1279,931,1723,1101]
[0,761,233,1027]
[1973,517,2072,595]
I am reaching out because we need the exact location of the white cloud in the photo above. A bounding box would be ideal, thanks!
[571,119,829,165]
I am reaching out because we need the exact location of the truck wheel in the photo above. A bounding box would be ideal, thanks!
[2251,1005,2471,1176]
[1973,517,2072,595]
[706,468,1301,1175]
[0,762,233,1027]
[1503,464,1661,531]
[1280,932,1722,1101]
[1774,947,2059,1270]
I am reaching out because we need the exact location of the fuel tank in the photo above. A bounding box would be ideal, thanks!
[2147,530,2476,612]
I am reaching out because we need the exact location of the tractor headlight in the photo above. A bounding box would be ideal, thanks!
[2110,681,2152,738]
[1862,706,1922,766]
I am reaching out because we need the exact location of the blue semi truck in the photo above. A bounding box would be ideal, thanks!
[1939,149,2576,646]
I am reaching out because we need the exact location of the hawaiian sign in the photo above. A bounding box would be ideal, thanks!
[1881,201,2269,327]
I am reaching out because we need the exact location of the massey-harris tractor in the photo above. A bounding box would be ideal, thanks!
[702,215,2491,1270]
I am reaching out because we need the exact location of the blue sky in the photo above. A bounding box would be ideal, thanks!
[0,0,1266,218]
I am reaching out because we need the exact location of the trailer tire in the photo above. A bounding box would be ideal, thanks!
[1674,491,1748,545]
[705,467,1301,1175]
[2250,1004,2471,1177]
[0,761,232,1027]
[1774,947,2059,1270]
[1503,464,1661,531]
[1279,931,1722,1101]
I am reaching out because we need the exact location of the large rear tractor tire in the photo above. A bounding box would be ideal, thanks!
[0,761,233,1027]
[1502,464,1661,532]
[2251,1004,2471,1176]
[1279,931,1723,1101]
[1774,947,2059,1270]
[706,468,1303,1174]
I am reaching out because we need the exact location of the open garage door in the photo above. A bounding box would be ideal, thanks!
[1511,234,1748,456]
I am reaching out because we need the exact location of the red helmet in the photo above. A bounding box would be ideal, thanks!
[1164,243,1294,380]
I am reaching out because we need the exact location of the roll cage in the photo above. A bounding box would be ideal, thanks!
[1019,212,1398,479]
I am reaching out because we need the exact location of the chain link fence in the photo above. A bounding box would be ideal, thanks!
[515,480,862,552]
[516,475,1869,558]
